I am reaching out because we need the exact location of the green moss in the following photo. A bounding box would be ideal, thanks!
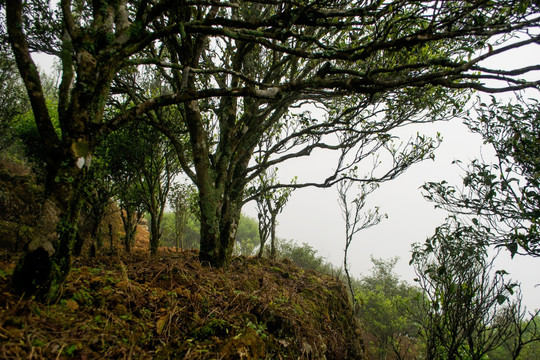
[71,141,90,158]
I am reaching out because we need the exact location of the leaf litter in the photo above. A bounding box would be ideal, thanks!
[0,249,363,359]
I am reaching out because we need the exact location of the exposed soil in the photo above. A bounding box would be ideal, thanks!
[0,247,364,359]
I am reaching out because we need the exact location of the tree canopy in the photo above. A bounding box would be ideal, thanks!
[4,0,540,299]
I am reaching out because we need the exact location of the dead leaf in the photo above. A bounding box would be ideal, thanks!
[156,314,168,335]
[66,299,79,311]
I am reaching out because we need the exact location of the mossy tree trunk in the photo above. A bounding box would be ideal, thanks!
[182,94,257,267]
[6,0,119,300]
[198,180,245,267]
[11,150,87,300]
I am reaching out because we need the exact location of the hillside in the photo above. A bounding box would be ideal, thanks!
[0,248,364,359]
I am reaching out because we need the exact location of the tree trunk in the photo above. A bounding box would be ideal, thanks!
[270,219,277,260]
[121,207,138,253]
[257,238,267,258]
[149,209,163,256]
[11,161,85,302]
[198,187,243,267]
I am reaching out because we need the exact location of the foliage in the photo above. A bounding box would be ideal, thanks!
[275,239,326,272]
[423,98,540,258]
[103,122,180,255]
[159,212,201,251]
[234,214,260,257]
[411,217,525,360]
[112,0,540,269]
[487,310,540,360]
[160,212,260,256]
[355,257,422,360]
[0,54,29,153]
[5,81,59,174]
[100,128,145,253]
[168,183,196,251]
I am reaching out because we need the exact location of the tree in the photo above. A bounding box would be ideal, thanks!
[423,97,540,258]
[411,217,525,360]
[489,305,540,360]
[108,122,179,255]
[133,125,178,256]
[6,0,540,299]
[139,0,540,269]
[5,0,186,299]
[355,257,422,360]
[251,166,293,259]
[159,211,199,250]
[102,127,145,253]
[337,177,385,304]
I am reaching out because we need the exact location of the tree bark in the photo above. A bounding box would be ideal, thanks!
[120,206,139,253]
[11,158,85,301]
[149,213,161,256]
[198,188,243,267]
[270,218,277,260]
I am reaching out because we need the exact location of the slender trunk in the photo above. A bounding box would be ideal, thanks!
[74,200,107,256]
[149,212,161,256]
[257,213,268,258]
[257,239,266,258]
[108,223,114,253]
[175,210,185,251]
[270,217,277,260]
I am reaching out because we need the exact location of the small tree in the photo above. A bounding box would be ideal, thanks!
[134,125,179,256]
[117,185,144,253]
[356,257,422,360]
[500,305,540,360]
[234,214,260,257]
[411,217,525,360]
[251,167,293,259]
[104,129,144,253]
[337,177,386,304]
